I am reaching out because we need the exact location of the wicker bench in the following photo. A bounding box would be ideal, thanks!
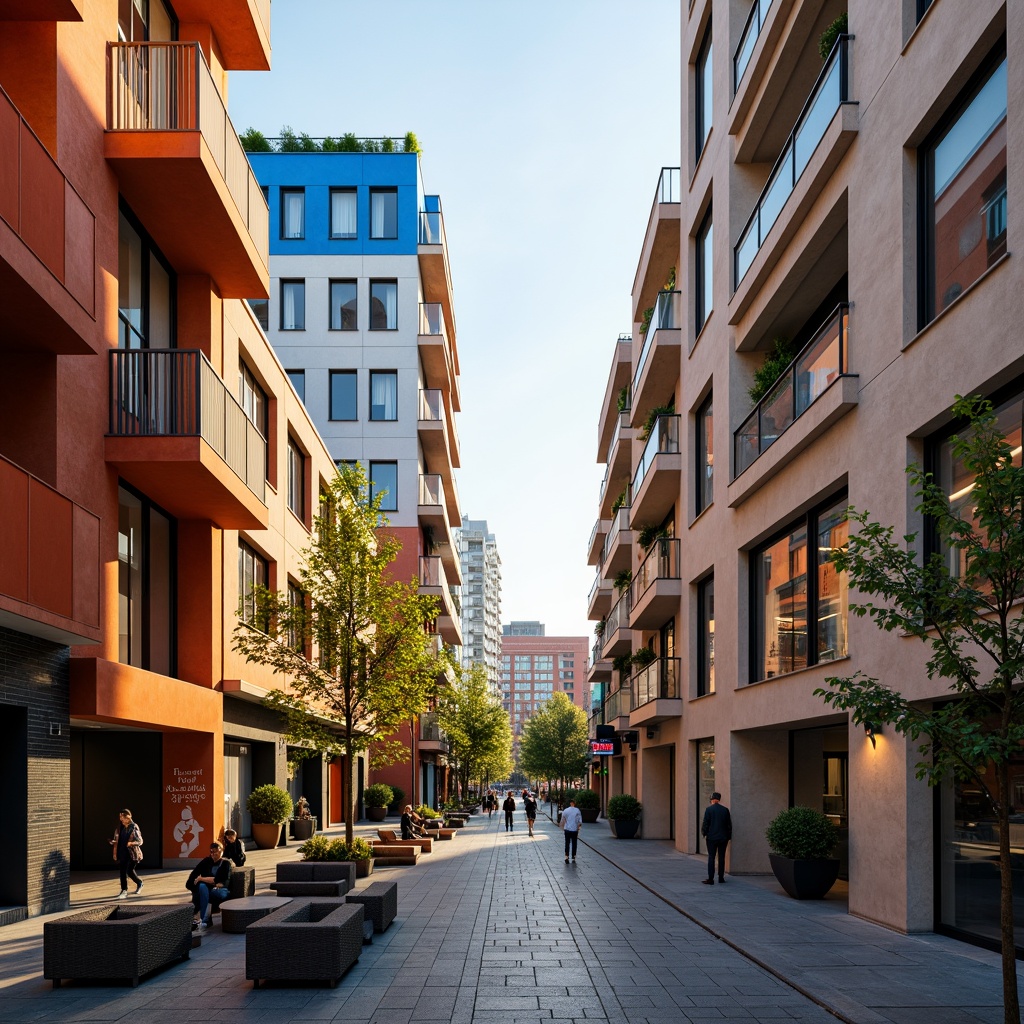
[270,861,355,897]
[245,899,364,988]
[346,880,398,934]
[221,895,291,934]
[44,904,193,988]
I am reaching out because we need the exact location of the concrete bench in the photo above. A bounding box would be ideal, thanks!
[346,880,398,934]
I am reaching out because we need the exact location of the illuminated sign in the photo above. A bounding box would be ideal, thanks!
[590,739,617,756]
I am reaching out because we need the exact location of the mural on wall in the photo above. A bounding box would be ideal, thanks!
[172,804,204,858]
[166,764,209,858]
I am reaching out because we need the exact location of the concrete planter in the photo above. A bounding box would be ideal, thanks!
[768,853,840,899]
[367,807,387,822]
[608,818,640,839]
[580,808,600,824]
[355,858,373,878]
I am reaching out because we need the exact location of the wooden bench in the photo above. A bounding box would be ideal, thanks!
[376,828,432,853]
[368,845,420,866]
[346,880,398,934]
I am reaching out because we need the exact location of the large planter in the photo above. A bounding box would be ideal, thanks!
[252,822,283,850]
[355,858,373,878]
[768,853,840,899]
[580,808,599,824]
[367,806,387,822]
[609,818,640,839]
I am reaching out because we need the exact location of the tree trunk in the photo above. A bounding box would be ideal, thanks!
[345,742,357,846]
[997,758,1020,1024]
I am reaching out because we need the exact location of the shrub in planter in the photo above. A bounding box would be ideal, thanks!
[388,787,405,814]
[574,788,601,823]
[247,783,293,849]
[765,806,840,899]
[818,12,848,60]
[607,794,642,838]
[329,837,374,863]
[364,783,394,821]
[296,834,333,861]
[415,804,440,819]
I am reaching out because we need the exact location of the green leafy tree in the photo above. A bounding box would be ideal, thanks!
[518,692,590,794]
[815,396,1024,1024]
[436,663,512,797]
[233,464,444,844]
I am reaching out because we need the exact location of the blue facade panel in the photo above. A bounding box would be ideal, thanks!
[248,152,422,258]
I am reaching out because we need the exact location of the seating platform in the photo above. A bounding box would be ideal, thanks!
[375,828,432,853]
[270,861,354,896]
[221,895,291,934]
[346,880,398,934]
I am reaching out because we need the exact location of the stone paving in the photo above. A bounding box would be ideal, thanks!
[0,807,1019,1023]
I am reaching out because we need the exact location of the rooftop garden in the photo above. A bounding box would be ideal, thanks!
[240,126,420,154]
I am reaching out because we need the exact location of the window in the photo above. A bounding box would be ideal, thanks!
[238,539,269,629]
[535,655,553,670]
[370,371,398,420]
[118,484,175,675]
[238,361,268,440]
[280,188,305,239]
[369,280,397,330]
[118,210,174,349]
[698,576,715,696]
[287,436,305,519]
[920,52,1006,326]
[369,461,398,511]
[329,280,357,330]
[287,370,305,402]
[280,280,305,330]
[288,582,305,652]
[697,392,713,514]
[695,207,713,331]
[330,370,357,420]
[248,298,269,331]
[695,24,713,162]
[118,0,176,42]
[330,188,357,239]
[370,188,398,239]
[752,496,849,681]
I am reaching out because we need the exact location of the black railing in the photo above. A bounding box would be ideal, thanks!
[631,539,681,607]
[631,658,680,708]
[733,0,775,92]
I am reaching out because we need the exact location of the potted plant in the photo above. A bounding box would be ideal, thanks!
[247,784,293,849]
[574,788,601,824]
[291,795,316,841]
[388,786,405,815]
[607,793,642,839]
[765,806,840,899]
[364,783,394,822]
[331,837,375,878]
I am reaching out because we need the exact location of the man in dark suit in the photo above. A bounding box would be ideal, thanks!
[701,792,732,885]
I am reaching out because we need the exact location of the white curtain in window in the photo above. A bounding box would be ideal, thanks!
[283,191,304,238]
[332,191,357,237]
[371,373,397,419]
[282,283,303,330]
[382,282,397,328]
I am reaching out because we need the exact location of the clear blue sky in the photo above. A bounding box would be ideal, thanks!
[229,1,680,641]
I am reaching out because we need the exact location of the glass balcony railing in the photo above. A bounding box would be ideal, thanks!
[420,711,448,745]
[419,196,447,247]
[419,302,446,336]
[631,538,681,606]
[631,657,681,708]
[419,473,443,506]
[419,555,444,588]
[588,570,602,609]
[606,409,631,465]
[734,303,850,476]
[734,35,851,286]
[633,291,681,393]
[733,0,775,92]
[602,590,632,654]
[632,415,680,497]
[602,505,631,567]
[419,389,443,421]
[604,686,630,721]
[591,638,603,667]
[108,349,265,501]
[656,166,680,204]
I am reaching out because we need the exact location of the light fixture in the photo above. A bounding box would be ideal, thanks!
[864,721,881,748]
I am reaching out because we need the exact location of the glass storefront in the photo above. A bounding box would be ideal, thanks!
[696,739,715,852]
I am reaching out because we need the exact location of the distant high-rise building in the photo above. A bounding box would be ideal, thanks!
[457,517,502,691]
[503,621,545,636]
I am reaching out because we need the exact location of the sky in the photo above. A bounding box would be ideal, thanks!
[228,0,680,642]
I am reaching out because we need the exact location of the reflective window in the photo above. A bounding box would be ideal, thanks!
[696,207,713,332]
[238,539,268,629]
[280,280,305,330]
[369,280,397,330]
[118,211,174,350]
[287,436,305,519]
[695,25,713,161]
[369,461,398,512]
[329,280,357,330]
[370,188,398,239]
[697,392,713,514]
[698,576,715,695]
[370,371,398,421]
[286,369,305,402]
[330,370,357,421]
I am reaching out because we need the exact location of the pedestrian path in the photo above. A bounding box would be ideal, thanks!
[0,808,1017,1023]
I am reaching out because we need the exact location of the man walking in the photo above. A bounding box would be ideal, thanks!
[701,791,732,884]
[559,797,583,863]
[502,791,516,832]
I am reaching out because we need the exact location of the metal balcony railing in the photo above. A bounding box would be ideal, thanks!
[734,35,851,285]
[631,657,681,708]
[633,290,681,392]
[108,42,268,266]
[656,166,680,204]
[733,0,775,92]
[631,538,681,606]
[602,506,631,568]
[108,349,266,502]
[632,414,680,497]
[602,590,632,654]
[734,303,851,476]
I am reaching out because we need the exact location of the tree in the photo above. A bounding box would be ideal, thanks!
[814,396,1024,1024]
[518,692,590,794]
[233,464,444,844]
[436,663,513,797]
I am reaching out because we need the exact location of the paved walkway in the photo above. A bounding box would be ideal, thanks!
[0,808,1017,1023]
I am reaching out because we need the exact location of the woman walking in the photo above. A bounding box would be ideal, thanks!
[110,808,144,898]
[523,791,538,837]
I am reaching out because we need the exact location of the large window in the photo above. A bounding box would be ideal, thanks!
[330,370,357,420]
[695,24,713,162]
[370,371,398,421]
[118,485,175,675]
[118,210,174,350]
[287,436,305,520]
[698,576,714,696]
[697,392,713,514]
[920,52,1006,326]
[238,361,267,441]
[329,280,357,330]
[280,188,305,239]
[369,461,398,512]
[280,280,305,330]
[752,496,848,681]
[238,540,268,629]
[369,280,397,330]
[330,188,357,239]
[695,207,713,332]
[370,188,398,239]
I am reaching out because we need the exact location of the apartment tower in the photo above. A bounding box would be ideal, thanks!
[457,516,503,692]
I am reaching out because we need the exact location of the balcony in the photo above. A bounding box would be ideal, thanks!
[601,590,633,659]
[601,505,633,578]
[0,85,98,354]
[169,0,271,70]
[106,42,269,298]
[418,196,456,351]
[0,0,84,17]
[630,415,682,526]
[587,570,612,621]
[419,555,461,646]
[599,412,635,519]
[0,455,100,645]
[603,686,631,728]
[632,168,681,321]
[630,539,682,630]
[588,639,611,683]
[631,291,681,426]
[588,517,610,567]
[417,474,459,581]
[419,711,449,754]
[734,304,854,476]
[597,334,633,459]
[418,303,460,411]
[629,658,682,726]
[732,0,775,94]
[105,349,269,529]
[734,35,853,289]
[418,388,460,470]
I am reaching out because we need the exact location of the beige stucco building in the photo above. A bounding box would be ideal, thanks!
[587,0,1020,951]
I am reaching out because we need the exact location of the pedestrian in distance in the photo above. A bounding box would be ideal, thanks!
[186,841,232,929]
[502,792,516,832]
[523,791,538,837]
[222,828,246,866]
[559,798,582,862]
[110,808,144,898]
[401,804,414,840]
[701,791,732,884]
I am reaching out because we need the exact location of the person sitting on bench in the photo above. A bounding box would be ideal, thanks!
[186,841,232,929]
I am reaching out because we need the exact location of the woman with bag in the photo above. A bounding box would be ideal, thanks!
[110,808,144,899]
